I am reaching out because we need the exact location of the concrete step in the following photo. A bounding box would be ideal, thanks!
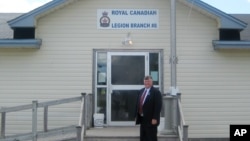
[84,126,179,141]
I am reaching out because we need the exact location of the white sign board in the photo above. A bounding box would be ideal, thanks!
[97,9,159,29]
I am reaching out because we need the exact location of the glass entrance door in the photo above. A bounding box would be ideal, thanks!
[107,52,149,125]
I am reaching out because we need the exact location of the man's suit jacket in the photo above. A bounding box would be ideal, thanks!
[135,86,162,126]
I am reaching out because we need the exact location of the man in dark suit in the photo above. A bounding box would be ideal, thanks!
[135,75,162,141]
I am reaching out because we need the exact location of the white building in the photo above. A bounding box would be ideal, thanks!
[1,0,250,140]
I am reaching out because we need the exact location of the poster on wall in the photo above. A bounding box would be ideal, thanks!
[151,71,158,81]
[97,9,159,29]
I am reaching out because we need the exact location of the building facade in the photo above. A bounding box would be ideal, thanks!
[1,0,250,139]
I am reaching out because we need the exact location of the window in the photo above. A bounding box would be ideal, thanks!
[14,28,35,39]
[149,53,159,85]
[95,52,107,123]
[220,29,240,41]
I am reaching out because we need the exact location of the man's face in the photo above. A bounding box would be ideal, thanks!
[144,79,153,88]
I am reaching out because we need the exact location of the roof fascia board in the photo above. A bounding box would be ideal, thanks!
[7,0,72,28]
[186,0,247,29]
[0,39,42,49]
[7,0,247,30]
[213,40,250,50]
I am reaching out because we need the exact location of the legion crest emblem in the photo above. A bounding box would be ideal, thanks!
[100,11,110,27]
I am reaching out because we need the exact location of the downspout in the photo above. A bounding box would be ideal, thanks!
[160,0,180,136]
[170,0,179,95]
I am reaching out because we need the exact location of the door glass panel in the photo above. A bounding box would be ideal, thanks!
[97,53,107,85]
[97,88,107,123]
[149,53,159,85]
[111,56,145,85]
[111,90,138,121]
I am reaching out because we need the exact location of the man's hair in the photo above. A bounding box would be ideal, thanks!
[144,75,152,80]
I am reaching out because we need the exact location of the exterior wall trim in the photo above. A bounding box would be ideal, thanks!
[7,0,247,30]
[7,0,77,28]
[0,39,42,48]
[185,0,247,29]
[213,40,250,49]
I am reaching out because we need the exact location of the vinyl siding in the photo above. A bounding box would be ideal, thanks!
[176,1,250,138]
[1,0,250,138]
[179,50,250,137]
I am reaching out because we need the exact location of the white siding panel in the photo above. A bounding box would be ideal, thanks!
[175,0,250,138]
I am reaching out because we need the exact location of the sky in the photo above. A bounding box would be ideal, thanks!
[0,0,250,14]
[201,0,250,14]
[0,0,52,13]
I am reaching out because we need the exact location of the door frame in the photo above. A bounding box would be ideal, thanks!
[93,49,163,126]
[107,52,149,126]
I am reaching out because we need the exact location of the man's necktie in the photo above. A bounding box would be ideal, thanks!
[139,89,147,115]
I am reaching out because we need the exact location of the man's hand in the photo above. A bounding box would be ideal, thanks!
[152,119,157,125]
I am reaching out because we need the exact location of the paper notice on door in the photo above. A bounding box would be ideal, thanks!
[98,72,106,83]
[151,71,158,81]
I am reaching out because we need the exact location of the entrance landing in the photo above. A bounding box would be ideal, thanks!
[86,126,140,137]
[85,126,178,141]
